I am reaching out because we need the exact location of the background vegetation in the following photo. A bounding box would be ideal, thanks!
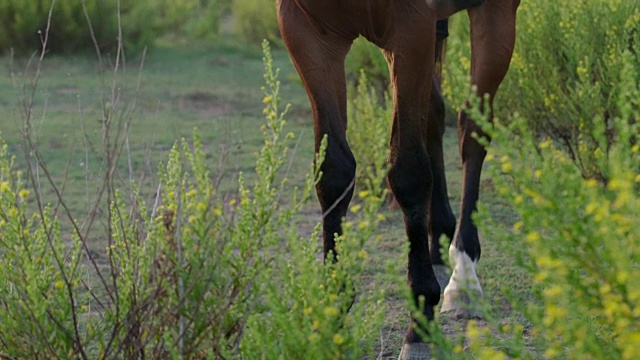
[0,0,638,359]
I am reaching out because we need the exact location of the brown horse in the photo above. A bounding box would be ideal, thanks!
[276,0,519,357]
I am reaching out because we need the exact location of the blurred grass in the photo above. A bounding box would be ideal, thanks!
[0,39,313,229]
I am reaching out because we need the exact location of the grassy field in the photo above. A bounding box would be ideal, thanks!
[0,37,532,357]
[1,40,314,237]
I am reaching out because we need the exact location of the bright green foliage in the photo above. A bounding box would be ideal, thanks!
[0,140,86,358]
[231,0,279,45]
[466,82,640,359]
[152,0,226,40]
[0,0,154,54]
[0,0,226,55]
[240,40,387,360]
[0,40,387,358]
[444,1,640,180]
[440,15,471,110]
[504,0,640,180]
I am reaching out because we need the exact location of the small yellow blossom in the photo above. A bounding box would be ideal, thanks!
[585,179,599,188]
[512,221,523,232]
[18,189,29,199]
[526,231,540,243]
[55,280,65,289]
[534,170,542,179]
[324,306,339,317]
[332,333,345,345]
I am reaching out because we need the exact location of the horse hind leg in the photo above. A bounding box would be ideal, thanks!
[441,0,519,319]
[277,0,356,261]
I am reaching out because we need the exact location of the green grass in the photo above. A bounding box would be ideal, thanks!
[0,39,314,238]
[0,38,528,356]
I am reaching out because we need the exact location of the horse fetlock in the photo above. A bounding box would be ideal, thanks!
[398,342,432,360]
[440,246,483,319]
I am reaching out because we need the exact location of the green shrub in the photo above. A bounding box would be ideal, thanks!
[444,1,640,180]
[345,37,389,89]
[459,79,640,359]
[346,70,392,199]
[152,0,227,41]
[0,40,387,358]
[504,0,639,180]
[231,0,279,45]
[0,0,158,55]
[440,15,471,111]
[0,0,228,55]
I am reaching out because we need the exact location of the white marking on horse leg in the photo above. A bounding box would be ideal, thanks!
[398,342,432,360]
[432,264,450,290]
[440,245,483,319]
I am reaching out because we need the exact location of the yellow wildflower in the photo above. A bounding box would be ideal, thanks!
[324,307,339,317]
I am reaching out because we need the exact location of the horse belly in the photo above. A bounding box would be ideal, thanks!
[293,0,396,42]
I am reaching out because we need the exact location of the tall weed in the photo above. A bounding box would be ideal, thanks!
[462,79,640,359]
[347,70,392,200]
[231,0,279,45]
[0,39,388,358]
[444,1,640,180]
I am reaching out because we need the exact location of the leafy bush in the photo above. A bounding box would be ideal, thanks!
[0,0,227,55]
[0,40,387,358]
[0,0,157,54]
[505,0,639,180]
[152,0,227,41]
[231,0,279,45]
[345,37,390,89]
[458,79,640,359]
[444,1,640,180]
[440,15,471,110]
[346,70,392,200]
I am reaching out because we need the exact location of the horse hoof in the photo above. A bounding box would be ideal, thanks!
[398,343,432,360]
[440,289,483,319]
[432,264,450,290]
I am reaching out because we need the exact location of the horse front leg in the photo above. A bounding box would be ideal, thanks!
[441,0,520,318]
[380,10,442,359]
[277,0,356,261]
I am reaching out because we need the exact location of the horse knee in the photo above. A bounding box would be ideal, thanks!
[388,152,432,212]
[317,142,356,213]
[458,110,489,162]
